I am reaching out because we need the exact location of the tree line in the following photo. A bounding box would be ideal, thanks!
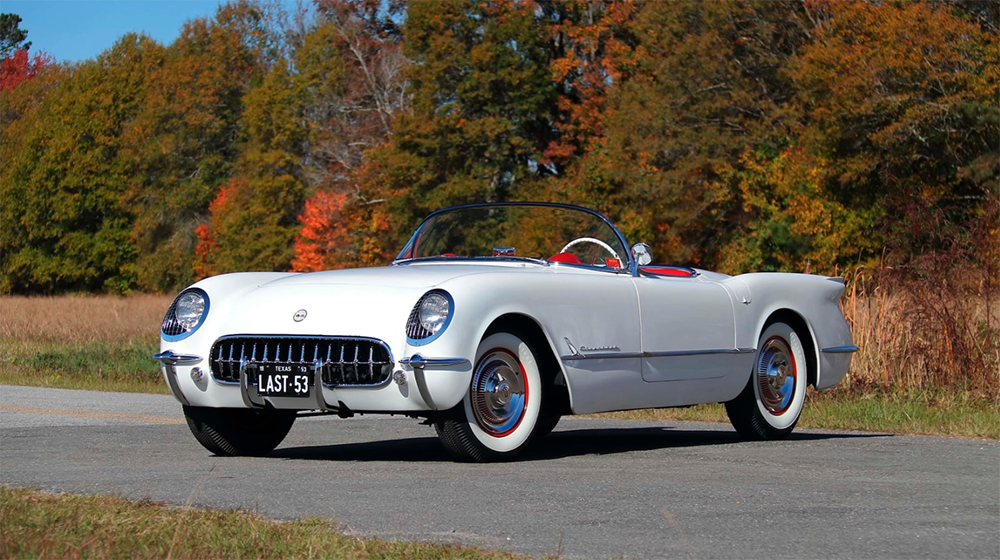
[1,0,996,294]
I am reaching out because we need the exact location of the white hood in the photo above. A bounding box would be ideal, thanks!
[258,264,489,290]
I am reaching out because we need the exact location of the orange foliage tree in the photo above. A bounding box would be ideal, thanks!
[289,0,407,271]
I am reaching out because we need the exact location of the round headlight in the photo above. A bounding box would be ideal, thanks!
[406,290,454,345]
[175,291,206,329]
[419,292,450,334]
[161,288,210,341]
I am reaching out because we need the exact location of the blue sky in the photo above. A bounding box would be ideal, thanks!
[4,1,229,63]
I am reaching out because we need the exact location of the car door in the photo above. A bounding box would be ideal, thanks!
[631,274,740,383]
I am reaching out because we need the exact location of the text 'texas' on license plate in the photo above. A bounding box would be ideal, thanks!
[256,363,311,397]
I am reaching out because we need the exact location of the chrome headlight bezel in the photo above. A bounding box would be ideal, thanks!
[161,288,210,342]
[406,290,454,346]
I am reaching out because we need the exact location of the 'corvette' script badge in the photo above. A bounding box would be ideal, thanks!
[293,309,307,322]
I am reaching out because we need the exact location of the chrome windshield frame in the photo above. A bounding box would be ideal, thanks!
[393,202,633,273]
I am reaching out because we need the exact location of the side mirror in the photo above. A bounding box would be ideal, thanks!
[631,243,652,266]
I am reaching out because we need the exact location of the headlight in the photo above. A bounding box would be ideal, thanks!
[406,290,453,345]
[161,288,210,342]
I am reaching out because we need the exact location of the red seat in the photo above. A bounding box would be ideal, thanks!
[640,265,695,277]
[549,252,582,264]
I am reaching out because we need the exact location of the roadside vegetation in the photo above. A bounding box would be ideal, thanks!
[0,295,169,394]
[0,487,531,560]
[2,294,996,439]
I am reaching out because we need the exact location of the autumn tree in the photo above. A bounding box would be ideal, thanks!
[352,0,560,259]
[1,34,166,293]
[121,0,277,291]
[290,0,408,271]
[194,57,310,276]
[573,0,813,269]
[770,0,999,273]
[543,0,637,171]
[0,48,53,92]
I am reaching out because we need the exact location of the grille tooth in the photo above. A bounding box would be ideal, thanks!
[209,336,393,387]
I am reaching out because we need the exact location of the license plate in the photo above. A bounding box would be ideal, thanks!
[256,363,311,398]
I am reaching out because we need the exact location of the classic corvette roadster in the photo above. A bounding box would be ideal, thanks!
[155,202,857,462]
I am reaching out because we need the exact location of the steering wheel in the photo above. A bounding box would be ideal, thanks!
[559,237,622,264]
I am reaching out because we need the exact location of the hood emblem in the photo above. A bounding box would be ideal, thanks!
[293,309,307,322]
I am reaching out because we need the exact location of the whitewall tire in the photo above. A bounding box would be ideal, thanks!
[435,332,542,461]
[725,321,808,440]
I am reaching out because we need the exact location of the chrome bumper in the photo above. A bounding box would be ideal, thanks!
[153,350,202,406]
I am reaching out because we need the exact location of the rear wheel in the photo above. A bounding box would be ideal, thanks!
[435,332,542,462]
[183,405,296,456]
[725,321,807,440]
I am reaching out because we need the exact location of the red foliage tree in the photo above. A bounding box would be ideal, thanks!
[0,48,52,91]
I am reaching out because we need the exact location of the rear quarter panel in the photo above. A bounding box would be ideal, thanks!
[729,273,854,390]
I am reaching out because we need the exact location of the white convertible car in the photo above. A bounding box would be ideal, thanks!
[155,202,857,462]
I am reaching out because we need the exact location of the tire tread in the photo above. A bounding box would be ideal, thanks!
[183,405,296,457]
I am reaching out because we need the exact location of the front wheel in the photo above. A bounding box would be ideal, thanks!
[435,332,543,462]
[725,321,808,440]
[183,405,296,456]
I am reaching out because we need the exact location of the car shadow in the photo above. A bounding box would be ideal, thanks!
[269,425,888,463]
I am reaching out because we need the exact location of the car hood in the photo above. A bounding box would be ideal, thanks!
[258,264,491,290]
[191,264,529,341]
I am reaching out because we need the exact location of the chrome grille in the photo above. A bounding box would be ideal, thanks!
[209,336,393,387]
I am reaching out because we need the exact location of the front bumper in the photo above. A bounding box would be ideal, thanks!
[154,348,472,413]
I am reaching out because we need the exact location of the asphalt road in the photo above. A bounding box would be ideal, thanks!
[1,385,997,559]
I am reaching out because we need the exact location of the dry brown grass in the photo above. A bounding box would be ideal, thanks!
[841,270,999,400]
[0,295,172,344]
[0,295,174,393]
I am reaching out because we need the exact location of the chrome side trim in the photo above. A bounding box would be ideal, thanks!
[564,337,582,358]
[400,354,470,368]
[561,347,756,362]
[153,351,203,366]
[642,348,757,358]
[821,345,859,354]
[560,351,644,361]
[827,276,846,284]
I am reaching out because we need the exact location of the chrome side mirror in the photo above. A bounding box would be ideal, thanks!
[631,243,652,266]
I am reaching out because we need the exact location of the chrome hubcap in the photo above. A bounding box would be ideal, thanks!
[756,337,796,415]
[471,350,527,436]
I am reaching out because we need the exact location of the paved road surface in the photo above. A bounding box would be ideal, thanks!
[1,385,997,559]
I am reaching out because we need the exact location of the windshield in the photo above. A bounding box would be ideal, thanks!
[395,203,630,270]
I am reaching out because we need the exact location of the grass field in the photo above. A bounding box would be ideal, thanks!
[1,294,997,439]
[0,487,532,560]
[0,295,170,394]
